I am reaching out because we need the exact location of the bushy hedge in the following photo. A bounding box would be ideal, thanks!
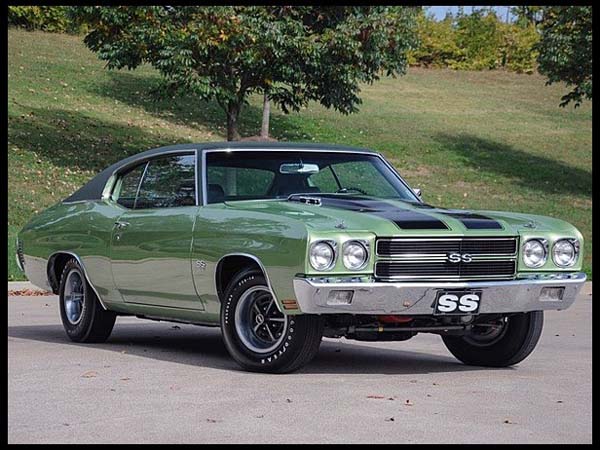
[409,9,539,73]
[8,6,84,34]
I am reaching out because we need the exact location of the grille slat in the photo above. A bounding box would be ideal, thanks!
[377,237,517,256]
[375,260,516,279]
[375,237,517,280]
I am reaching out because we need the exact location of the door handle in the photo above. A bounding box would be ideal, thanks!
[114,220,130,230]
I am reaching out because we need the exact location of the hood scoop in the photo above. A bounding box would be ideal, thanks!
[287,194,322,206]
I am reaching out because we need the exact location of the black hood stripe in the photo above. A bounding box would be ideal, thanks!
[440,211,503,230]
[288,195,504,230]
[289,196,449,230]
[412,203,504,230]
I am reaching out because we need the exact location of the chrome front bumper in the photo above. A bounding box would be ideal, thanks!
[292,273,587,315]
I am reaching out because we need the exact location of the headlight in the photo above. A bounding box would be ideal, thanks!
[309,241,335,271]
[552,239,578,267]
[523,239,547,268]
[342,240,368,270]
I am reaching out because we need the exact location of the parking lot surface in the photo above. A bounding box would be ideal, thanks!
[8,286,592,444]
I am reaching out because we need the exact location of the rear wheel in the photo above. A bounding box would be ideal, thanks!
[442,311,544,367]
[220,269,323,373]
[59,259,116,343]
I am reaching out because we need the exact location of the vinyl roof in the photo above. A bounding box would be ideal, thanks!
[63,141,378,202]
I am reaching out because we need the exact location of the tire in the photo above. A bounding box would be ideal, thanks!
[58,258,117,343]
[442,311,544,367]
[220,269,324,373]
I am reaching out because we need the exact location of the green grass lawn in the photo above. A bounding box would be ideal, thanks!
[8,29,592,280]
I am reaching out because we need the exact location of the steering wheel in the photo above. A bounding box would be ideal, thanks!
[335,187,369,195]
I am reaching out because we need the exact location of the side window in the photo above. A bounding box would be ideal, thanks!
[114,164,146,209]
[207,166,275,202]
[135,154,196,209]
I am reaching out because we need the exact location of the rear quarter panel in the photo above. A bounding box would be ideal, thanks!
[18,200,122,302]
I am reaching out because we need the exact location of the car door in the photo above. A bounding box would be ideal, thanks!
[109,151,204,310]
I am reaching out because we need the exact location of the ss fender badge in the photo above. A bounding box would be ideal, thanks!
[195,260,207,271]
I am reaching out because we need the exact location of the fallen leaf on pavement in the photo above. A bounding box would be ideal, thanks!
[405,400,414,406]
[385,417,395,422]
[8,289,53,296]
[367,395,386,399]
[120,377,131,381]
[81,371,97,378]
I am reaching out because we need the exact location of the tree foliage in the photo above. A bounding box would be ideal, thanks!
[71,6,418,140]
[8,6,83,33]
[536,6,592,107]
[409,8,539,73]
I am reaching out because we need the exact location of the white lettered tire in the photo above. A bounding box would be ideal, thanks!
[220,269,323,373]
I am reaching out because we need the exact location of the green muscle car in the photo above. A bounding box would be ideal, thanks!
[16,142,586,373]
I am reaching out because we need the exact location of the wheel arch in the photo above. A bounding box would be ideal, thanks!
[47,251,108,310]
[215,253,280,306]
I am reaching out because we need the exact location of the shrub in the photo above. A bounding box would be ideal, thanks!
[8,6,84,34]
[410,8,539,73]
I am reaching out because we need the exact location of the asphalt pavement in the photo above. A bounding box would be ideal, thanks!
[8,283,592,444]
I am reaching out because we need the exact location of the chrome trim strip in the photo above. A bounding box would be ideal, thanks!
[15,253,24,272]
[48,251,109,310]
[194,149,199,207]
[214,252,284,314]
[375,254,517,261]
[133,161,149,210]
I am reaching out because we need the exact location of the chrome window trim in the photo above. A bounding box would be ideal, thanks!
[201,148,420,206]
[107,150,199,209]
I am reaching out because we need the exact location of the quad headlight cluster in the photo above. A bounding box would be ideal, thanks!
[309,239,369,271]
[522,238,580,269]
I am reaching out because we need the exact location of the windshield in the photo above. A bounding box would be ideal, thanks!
[205,150,418,204]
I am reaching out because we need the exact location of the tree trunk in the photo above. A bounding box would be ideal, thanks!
[226,102,241,141]
[260,91,270,139]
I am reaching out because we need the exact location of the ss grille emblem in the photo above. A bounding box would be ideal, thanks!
[447,252,472,263]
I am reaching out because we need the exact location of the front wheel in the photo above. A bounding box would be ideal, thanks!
[220,269,323,373]
[441,311,544,367]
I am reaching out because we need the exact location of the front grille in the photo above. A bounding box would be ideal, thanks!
[376,237,517,256]
[375,260,516,280]
[375,237,518,281]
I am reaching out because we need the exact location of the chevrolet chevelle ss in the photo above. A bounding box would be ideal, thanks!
[16,142,586,373]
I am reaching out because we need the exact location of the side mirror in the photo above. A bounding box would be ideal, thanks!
[413,188,422,198]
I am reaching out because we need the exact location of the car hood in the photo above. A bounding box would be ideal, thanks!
[222,196,577,237]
